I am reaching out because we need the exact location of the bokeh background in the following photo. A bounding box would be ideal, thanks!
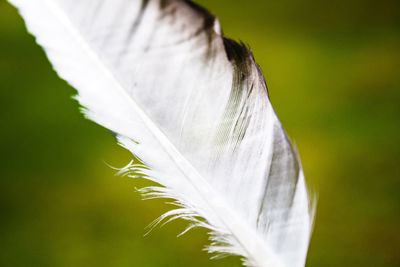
[1,0,399,266]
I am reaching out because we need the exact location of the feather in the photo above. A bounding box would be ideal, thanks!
[8,0,315,266]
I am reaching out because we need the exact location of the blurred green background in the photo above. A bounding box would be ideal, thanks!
[1,0,399,266]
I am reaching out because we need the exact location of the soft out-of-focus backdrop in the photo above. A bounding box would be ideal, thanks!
[1,0,399,266]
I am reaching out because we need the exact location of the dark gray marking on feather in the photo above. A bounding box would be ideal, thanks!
[155,0,218,59]
[183,0,217,59]
[118,0,150,60]
[223,38,251,68]
[160,0,174,9]
[256,124,300,230]
[257,66,269,94]
[122,0,150,48]
[212,39,254,158]
[184,0,215,29]
[144,0,217,58]
[231,83,255,150]
[224,39,253,150]
[143,0,179,52]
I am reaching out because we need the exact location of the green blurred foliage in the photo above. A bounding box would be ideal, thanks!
[0,0,399,266]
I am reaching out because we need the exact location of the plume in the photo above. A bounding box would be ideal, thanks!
[9,0,315,266]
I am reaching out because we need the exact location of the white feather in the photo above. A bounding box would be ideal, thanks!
[9,0,315,266]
